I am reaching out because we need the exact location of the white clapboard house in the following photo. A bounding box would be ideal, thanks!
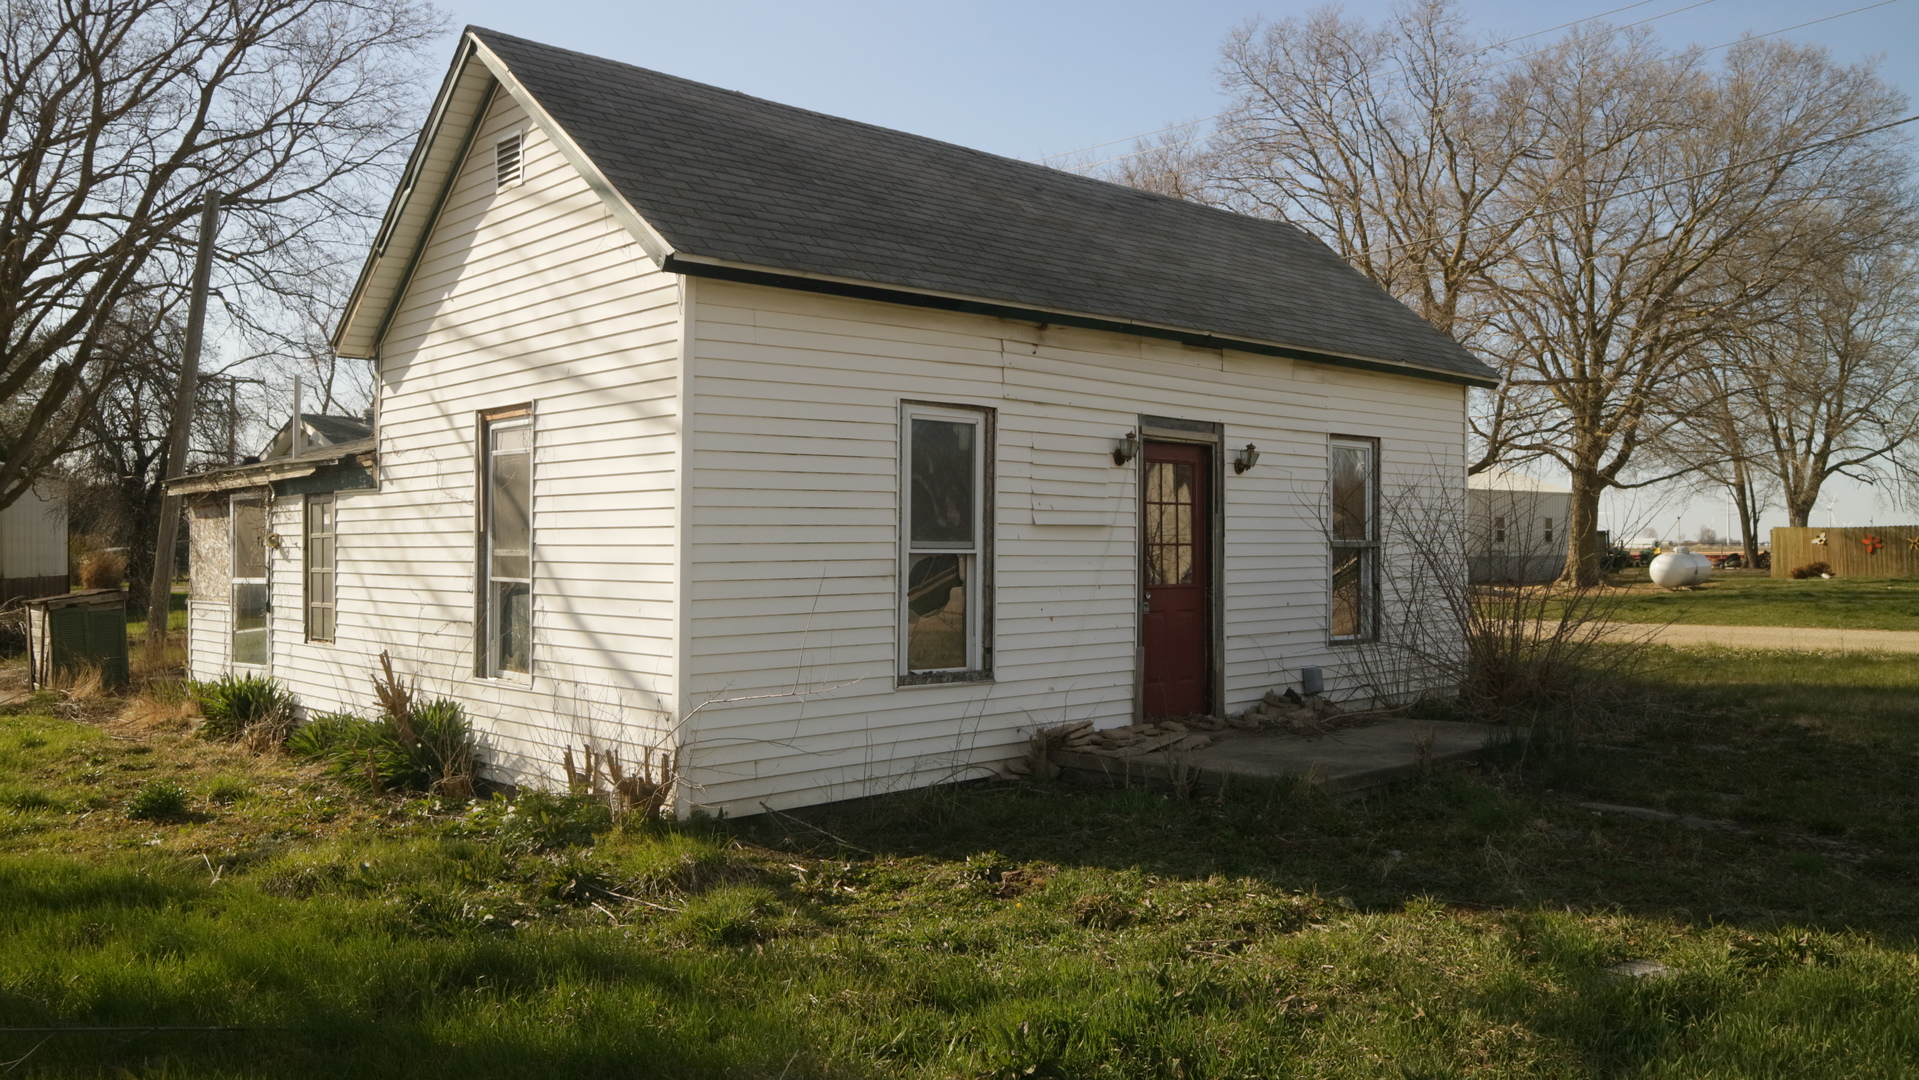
[173,28,1498,814]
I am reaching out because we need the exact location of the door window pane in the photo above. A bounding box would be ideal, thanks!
[232,499,266,578]
[1144,461,1196,586]
[233,583,269,665]
[910,418,974,546]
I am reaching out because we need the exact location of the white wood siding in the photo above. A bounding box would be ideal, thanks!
[681,280,1468,814]
[0,485,66,579]
[257,90,682,785]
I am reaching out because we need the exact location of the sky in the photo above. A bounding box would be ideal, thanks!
[437,0,1919,542]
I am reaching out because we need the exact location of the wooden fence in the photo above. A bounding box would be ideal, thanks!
[1771,526,1919,578]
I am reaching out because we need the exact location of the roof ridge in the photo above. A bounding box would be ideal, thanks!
[463,26,1312,240]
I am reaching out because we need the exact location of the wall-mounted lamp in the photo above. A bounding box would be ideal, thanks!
[1233,443,1260,474]
[1113,430,1139,466]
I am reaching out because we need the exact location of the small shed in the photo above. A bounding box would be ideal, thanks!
[26,589,129,689]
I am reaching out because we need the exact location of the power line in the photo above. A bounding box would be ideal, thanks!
[1037,0,1681,164]
[1059,0,1901,175]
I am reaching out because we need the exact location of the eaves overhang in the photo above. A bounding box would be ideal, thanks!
[663,254,1502,390]
[166,440,377,497]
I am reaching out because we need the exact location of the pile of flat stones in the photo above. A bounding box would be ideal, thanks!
[1059,690,1349,758]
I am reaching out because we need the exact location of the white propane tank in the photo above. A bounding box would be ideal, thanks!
[1648,544,1713,588]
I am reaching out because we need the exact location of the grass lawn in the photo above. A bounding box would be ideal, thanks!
[1589,570,1919,631]
[4,649,1919,1077]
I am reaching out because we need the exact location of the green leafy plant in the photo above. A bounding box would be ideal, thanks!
[125,779,191,821]
[193,674,299,749]
[286,656,481,798]
[286,712,366,760]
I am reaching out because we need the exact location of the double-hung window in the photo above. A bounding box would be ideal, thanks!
[305,493,335,643]
[900,402,991,682]
[1329,437,1379,643]
[230,495,269,665]
[479,409,533,677]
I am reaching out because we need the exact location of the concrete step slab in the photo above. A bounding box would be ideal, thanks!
[1054,718,1515,797]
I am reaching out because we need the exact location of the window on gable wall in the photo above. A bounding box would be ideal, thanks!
[305,493,335,643]
[231,494,269,665]
[478,410,533,677]
[1543,517,1555,544]
[1329,437,1379,643]
[1493,515,1507,544]
[900,402,992,682]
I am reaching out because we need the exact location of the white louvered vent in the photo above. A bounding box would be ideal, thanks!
[495,132,523,190]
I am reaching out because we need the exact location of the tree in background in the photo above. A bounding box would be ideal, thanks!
[1742,241,1919,528]
[1098,3,1915,584]
[0,0,441,514]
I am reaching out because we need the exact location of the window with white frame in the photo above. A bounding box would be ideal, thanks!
[1329,437,1379,643]
[230,494,269,665]
[900,403,991,681]
[479,410,533,677]
[1543,517,1555,544]
[305,493,335,643]
[1493,515,1507,544]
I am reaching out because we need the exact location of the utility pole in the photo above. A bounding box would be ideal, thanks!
[145,191,221,652]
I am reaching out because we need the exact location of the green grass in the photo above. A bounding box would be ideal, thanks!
[3,650,1919,1077]
[1590,571,1919,631]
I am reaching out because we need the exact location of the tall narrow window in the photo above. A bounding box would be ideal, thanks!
[1330,437,1379,643]
[901,403,991,681]
[305,493,335,643]
[1543,518,1555,544]
[231,495,269,665]
[1493,515,1507,544]
[480,411,533,677]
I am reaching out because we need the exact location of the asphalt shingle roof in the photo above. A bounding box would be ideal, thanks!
[472,28,1496,385]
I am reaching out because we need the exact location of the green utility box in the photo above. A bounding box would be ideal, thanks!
[26,589,129,690]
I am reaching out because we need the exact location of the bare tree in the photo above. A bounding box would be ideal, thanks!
[1487,34,1909,582]
[1739,241,1919,528]
[1203,2,1547,472]
[0,0,441,513]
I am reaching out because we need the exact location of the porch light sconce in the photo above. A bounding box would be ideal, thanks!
[1113,430,1139,466]
[1233,443,1260,474]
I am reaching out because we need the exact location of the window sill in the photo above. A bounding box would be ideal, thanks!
[897,670,994,689]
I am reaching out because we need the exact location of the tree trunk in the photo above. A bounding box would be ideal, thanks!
[1560,470,1606,586]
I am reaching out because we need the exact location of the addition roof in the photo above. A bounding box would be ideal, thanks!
[335,28,1498,387]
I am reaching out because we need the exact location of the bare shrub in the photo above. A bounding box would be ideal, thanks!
[78,551,125,591]
[563,743,679,821]
[1351,472,1654,729]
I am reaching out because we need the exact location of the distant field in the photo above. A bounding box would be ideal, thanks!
[1593,572,1919,632]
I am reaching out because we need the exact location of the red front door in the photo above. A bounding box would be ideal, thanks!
[1141,440,1212,717]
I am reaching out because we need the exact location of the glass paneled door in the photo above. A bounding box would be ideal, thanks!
[1141,441,1212,716]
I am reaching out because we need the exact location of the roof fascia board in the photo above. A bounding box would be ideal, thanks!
[663,254,1499,389]
[332,39,486,357]
[467,33,675,265]
[371,78,498,349]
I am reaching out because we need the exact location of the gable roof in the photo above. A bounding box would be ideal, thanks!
[337,29,1497,388]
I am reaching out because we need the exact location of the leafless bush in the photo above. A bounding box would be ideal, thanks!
[1352,475,1653,728]
[564,742,679,821]
[78,551,126,591]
